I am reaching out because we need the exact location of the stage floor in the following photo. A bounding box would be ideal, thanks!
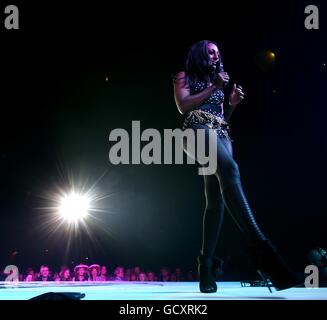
[0,281,326,300]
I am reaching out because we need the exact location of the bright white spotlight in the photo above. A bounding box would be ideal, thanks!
[58,192,90,223]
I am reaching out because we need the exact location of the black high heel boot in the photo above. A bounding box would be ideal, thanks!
[248,239,302,291]
[197,254,223,293]
[222,183,302,291]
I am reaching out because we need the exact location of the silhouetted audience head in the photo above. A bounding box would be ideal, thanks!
[113,266,125,281]
[159,267,170,281]
[146,271,155,281]
[139,272,147,281]
[175,267,185,281]
[130,273,137,281]
[74,264,89,281]
[24,274,34,282]
[98,265,109,281]
[88,264,100,281]
[36,265,52,281]
[60,267,72,281]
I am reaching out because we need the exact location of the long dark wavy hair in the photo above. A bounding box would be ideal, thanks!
[176,40,224,88]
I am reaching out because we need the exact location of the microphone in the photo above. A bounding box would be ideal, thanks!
[217,60,224,73]
[216,60,229,88]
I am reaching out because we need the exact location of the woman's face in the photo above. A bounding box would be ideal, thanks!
[139,273,146,281]
[101,266,107,275]
[25,274,33,281]
[41,267,49,277]
[207,43,220,69]
[116,268,124,277]
[147,272,154,280]
[63,269,70,278]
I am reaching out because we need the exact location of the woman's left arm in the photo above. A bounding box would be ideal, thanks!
[224,83,245,122]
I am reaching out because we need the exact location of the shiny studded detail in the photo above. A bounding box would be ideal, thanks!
[183,109,233,142]
[190,81,225,106]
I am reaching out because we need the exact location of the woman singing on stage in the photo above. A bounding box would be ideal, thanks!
[173,40,300,293]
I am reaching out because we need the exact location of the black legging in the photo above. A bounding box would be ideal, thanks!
[183,123,267,258]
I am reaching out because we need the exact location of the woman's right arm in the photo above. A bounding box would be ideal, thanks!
[173,72,220,114]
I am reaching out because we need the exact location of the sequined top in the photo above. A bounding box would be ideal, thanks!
[181,79,232,140]
[189,80,225,113]
[183,80,224,124]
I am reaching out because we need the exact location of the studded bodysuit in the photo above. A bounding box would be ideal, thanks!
[182,80,232,141]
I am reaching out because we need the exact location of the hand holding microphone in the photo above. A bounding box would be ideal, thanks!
[211,59,245,106]
[213,71,230,89]
[212,60,230,89]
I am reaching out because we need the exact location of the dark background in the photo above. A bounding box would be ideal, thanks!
[0,1,326,279]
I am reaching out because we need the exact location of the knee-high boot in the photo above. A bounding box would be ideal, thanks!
[221,182,302,291]
[197,254,224,293]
